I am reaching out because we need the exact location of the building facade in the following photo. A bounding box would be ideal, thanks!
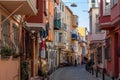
[0,0,38,80]
[99,0,120,79]
[89,0,106,74]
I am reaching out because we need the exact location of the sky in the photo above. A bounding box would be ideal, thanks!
[62,0,89,31]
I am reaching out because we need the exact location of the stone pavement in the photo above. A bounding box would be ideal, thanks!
[50,65,99,80]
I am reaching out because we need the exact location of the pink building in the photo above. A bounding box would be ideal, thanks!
[99,0,120,79]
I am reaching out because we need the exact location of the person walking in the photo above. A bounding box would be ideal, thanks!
[75,59,77,67]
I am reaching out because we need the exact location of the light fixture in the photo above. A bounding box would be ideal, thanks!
[70,3,77,7]
[31,30,35,33]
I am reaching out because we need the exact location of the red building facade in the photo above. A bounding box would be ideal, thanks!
[99,0,120,79]
[26,0,46,26]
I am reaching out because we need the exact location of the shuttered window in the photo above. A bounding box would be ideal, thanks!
[1,15,10,47]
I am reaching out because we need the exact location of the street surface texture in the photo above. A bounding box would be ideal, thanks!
[50,65,98,80]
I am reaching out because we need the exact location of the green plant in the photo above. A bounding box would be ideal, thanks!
[21,60,29,80]
[0,46,12,56]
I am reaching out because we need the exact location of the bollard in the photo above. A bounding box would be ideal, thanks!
[112,76,114,80]
[91,67,94,75]
[102,68,105,80]
[102,72,105,80]
[96,69,98,77]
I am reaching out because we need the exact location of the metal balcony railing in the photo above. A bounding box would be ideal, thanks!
[54,19,61,30]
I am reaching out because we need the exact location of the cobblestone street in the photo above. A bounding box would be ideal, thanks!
[50,65,98,80]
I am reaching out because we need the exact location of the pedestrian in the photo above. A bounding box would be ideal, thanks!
[75,59,77,66]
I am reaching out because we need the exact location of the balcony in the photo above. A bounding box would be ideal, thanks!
[71,29,78,40]
[72,15,78,27]
[54,19,61,30]
[61,23,67,31]
[99,1,112,30]
[0,0,37,15]
[99,13,111,30]
[71,33,77,40]
[54,42,66,49]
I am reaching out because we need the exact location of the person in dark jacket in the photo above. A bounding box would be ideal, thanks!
[74,59,77,66]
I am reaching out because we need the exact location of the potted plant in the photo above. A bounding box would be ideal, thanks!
[21,60,29,80]
[0,46,12,58]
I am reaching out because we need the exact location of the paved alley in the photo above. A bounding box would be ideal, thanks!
[50,65,98,80]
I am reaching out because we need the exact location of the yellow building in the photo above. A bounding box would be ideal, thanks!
[64,6,73,65]
[70,15,79,65]
[77,27,86,37]
[77,27,89,64]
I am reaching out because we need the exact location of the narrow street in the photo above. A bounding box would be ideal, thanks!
[50,65,98,80]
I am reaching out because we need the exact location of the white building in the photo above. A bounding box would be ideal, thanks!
[89,0,106,70]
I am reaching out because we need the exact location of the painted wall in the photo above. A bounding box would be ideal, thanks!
[26,0,46,24]
[77,27,86,37]
[65,6,73,50]
[0,57,20,80]
[111,0,120,23]
[47,0,54,41]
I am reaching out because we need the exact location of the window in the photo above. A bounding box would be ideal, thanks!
[97,47,102,64]
[60,2,61,10]
[92,4,95,7]
[12,24,19,53]
[54,7,57,19]
[96,23,101,33]
[36,0,39,9]
[59,33,62,42]
[103,0,110,15]
[91,0,95,3]
[89,16,92,33]
[111,0,117,6]
[1,15,10,47]
[62,5,64,12]
[82,47,86,54]
[105,38,111,60]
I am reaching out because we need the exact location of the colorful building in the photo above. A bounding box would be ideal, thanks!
[99,0,120,79]
[77,27,87,64]
[88,0,106,76]
[65,6,73,65]
[26,0,48,78]
[0,0,37,80]
[71,15,79,65]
